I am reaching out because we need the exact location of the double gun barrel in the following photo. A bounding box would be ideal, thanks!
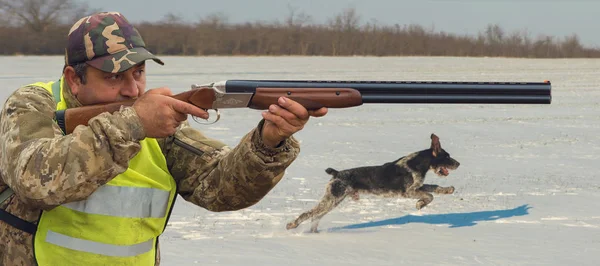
[223,79,552,105]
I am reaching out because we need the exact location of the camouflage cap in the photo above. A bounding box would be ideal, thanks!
[65,11,164,73]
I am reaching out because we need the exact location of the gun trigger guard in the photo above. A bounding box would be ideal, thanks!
[192,109,220,125]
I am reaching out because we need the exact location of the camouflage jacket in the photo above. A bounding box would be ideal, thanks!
[0,81,300,266]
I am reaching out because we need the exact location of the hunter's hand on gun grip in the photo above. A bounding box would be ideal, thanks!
[261,96,328,148]
[133,87,210,138]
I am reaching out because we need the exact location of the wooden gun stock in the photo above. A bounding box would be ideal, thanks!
[58,88,217,134]
[59,99,136,135]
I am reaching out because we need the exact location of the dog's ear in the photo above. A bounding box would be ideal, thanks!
[430,134,441,157]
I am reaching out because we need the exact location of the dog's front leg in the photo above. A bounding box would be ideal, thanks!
[420,184,455,194]
[406,173,433,210]
[407,190,433,210]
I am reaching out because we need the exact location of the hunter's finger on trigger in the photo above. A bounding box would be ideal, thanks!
[170,98,209,119]
[276,97,309,121]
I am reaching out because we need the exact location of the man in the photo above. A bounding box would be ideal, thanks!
[0,11,327,266]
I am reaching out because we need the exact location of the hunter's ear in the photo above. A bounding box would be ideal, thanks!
[430,133,441,157]
[63,65,82,96]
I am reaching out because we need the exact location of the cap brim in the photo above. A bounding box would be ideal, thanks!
[86,47,164,73]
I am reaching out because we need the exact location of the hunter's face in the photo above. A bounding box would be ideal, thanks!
[70,62,147,105]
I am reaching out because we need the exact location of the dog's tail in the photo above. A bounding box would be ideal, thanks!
[325,168,339,176]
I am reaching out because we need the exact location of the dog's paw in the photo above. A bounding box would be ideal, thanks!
[286,222,298,230]
[416,200,428,210]
[434,186,455,194]
[310,225,321,233]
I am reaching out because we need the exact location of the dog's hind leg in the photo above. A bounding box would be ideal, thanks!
[420,184,455,194]
[308,193,347,233]
[286,179,349,232]
[286,192,344,231]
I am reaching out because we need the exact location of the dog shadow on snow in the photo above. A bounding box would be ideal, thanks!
[327,204,532,232]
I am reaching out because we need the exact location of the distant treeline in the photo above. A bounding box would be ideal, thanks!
[1,2,599,58]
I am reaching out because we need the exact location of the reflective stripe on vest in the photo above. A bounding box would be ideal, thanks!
[45,230,154,257]
[61,185,170,218]
[30,77,177,266]
[51,79,61,103]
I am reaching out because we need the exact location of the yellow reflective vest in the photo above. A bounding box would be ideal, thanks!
[28,77,177,265]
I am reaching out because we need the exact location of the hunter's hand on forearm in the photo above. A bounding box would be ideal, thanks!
[261,97,328,148]
[133,87,209,138]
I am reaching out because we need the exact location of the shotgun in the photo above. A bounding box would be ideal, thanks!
[55,79,552,134]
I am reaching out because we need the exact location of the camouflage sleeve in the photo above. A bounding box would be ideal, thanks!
[0,86,146,209]
[165,119,300,212]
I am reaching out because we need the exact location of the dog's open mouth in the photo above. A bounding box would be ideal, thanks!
[435,167,450,176]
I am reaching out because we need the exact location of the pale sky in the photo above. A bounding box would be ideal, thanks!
[81,0,600,47]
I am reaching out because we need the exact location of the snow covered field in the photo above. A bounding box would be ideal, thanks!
[1,56,598,265]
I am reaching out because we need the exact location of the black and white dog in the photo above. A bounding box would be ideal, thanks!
[286,134,460,233]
